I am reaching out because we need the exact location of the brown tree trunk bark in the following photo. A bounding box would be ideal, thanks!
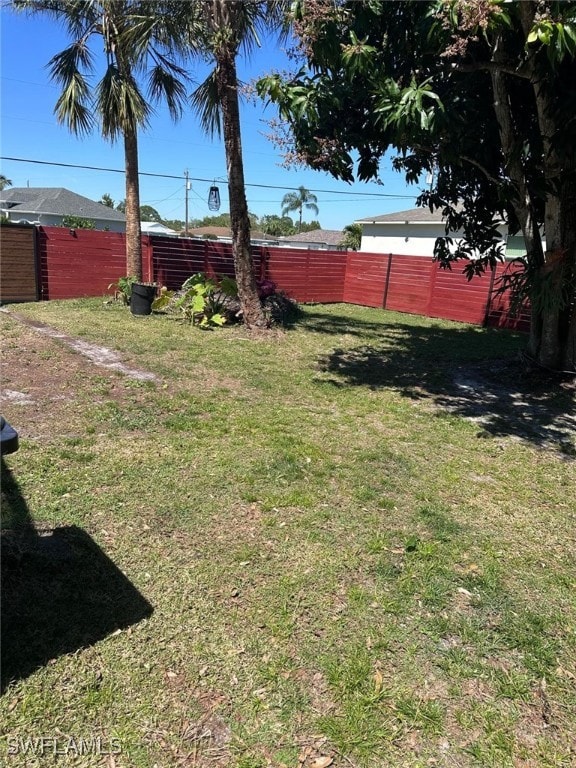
[516,1,575,371]
[490,22,576,371]
[124,126,142,281]
[214,46,268,329]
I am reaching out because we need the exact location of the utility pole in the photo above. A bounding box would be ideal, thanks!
[184,169,190,235]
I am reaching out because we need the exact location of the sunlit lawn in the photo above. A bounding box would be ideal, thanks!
[1,299,574,768]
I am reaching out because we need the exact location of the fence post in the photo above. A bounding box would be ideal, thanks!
[382,253,393,309]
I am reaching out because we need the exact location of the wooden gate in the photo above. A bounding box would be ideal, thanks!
[0,224,38,303]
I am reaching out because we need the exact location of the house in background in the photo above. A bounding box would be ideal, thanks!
[140,221,178,235]
[276,229,347,250]
[356,207,516,257]
[185,226,276,245]
[0,187,126,232]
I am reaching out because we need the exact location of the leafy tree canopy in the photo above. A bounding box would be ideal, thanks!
[259,214,296,236]
[139,205,163,222]
[258,0,576,371]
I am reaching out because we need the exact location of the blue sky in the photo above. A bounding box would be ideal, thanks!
[1,8,423,230]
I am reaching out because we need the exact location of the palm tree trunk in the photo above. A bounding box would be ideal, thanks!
[124,126,142,281]
[214,47,268,329]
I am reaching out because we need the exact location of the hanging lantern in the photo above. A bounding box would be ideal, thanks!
[208,185,221,211]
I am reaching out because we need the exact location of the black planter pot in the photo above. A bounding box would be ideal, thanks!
[130,283,156,316]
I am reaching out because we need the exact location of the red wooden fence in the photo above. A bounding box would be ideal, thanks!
[31,226,530,331]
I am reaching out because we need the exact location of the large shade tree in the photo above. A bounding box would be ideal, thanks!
[14,0,190,280]
[188,0,288,329]
[281,185,319,232]
[259,0,576,372]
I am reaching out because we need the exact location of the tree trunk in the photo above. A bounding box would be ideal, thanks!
[124,126,142,281]
[491,25,576,372]
[215,47,268,329]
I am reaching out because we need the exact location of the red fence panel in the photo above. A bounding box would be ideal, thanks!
[486,262,531,332]
[265,247,347,303]
[344,252,389,307]
[384,254,436,315]
[38,227,126,300]
[428,263,492,325]
[151,236,208,289]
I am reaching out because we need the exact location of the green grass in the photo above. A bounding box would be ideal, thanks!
[1,299,574,767]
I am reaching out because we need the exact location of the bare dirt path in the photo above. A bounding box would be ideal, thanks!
[1,307,158,382]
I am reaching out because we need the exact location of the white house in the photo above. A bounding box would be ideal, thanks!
[0,187,126,232]
[356,207,518,257]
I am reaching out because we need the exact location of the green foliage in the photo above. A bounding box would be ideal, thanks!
[339,223,362,250]
[162,218,184,231]
[139,205,162,223]
[299,220,322,233]
[107,275,137,305]
[61,215,96,229]
[99,193,115,208]
[257,0,576,369]
[259,214,296,237]
[153,272,238,328]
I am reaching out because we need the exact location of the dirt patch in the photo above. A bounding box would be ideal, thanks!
[0,313,146,441]
[2,308,158,381]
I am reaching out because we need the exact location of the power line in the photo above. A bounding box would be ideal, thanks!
[0,155,417,199]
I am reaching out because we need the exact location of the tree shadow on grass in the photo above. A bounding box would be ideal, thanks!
[296,307,399,339]
[1,460,153,694]
[314,322,575,453]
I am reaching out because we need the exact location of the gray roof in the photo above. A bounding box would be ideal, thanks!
[278,229,345,245]
[0,187,126,221]
[355,207,444,225]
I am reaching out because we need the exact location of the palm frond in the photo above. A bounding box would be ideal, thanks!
[95,64,150,139]
[191,71,222,137]
[47,43,94,134]
[47,39,94,82]
[148,65,188,121]
[53,79,94,134]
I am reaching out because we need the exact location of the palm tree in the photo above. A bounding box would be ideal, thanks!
[0,175,12,191]
[14,1,190,280]
[188,1,288,329]
[281,186,319,233]
[339,223,362,251]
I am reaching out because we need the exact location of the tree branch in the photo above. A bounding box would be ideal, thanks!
[460,154,503,186]
[455,60,532,80]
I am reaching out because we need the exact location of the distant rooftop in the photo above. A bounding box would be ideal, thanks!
[187,226,270,240]
[0,187,126,221]
[355,207,446,224]
[278,229,344,246]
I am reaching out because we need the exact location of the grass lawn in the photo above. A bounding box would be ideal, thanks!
[1,299,575,768]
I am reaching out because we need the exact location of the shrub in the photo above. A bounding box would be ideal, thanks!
[153,273,238,328]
